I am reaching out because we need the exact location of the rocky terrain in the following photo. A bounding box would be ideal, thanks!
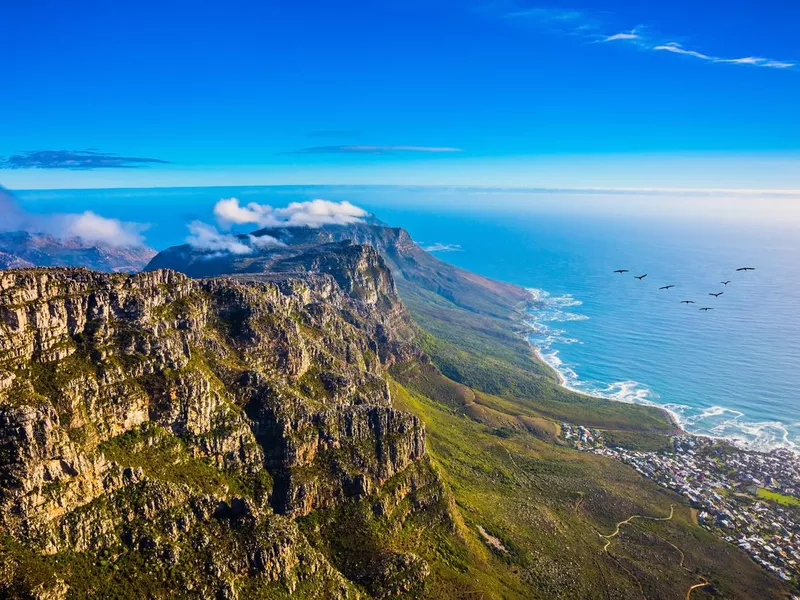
[0,221,790,599]
[0,231,156,273]
[0,244,446,598]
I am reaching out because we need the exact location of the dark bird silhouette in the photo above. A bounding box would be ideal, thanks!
[613,269,629,274]
[709,292,724,298]
[635,274,648,280]
[681,300,695,304]
[699,307,714,311]
[736,267,755,271]
[721,281,731,285]
[659,285,675,290]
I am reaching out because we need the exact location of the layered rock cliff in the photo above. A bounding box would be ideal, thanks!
[0,248,441,598]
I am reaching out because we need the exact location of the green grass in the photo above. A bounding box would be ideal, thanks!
[389,374,788,599]
[398,279,676,435]
[758,488,800,506]
[99,422,270,500]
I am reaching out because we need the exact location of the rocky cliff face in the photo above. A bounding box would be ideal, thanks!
[146,220,532,321]
[0,252,440,598]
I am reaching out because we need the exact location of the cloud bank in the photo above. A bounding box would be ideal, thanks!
[284,145,462,155]
[184,198,368,255]
[54,212,146,247]
[185,220,285,255]
[0,149,170,170]
[0,186,147,247]
[185,221,253,255]
[214,198,368,229]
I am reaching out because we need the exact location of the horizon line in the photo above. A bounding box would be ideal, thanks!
[8,183,800,198]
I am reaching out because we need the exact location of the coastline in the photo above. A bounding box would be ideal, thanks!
[516,287,796,455]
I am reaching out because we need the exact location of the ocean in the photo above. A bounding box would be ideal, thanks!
[16,185,800,451]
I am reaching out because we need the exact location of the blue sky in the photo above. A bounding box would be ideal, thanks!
[2,0,799,190]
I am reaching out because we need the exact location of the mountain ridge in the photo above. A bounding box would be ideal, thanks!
[0,231,156,273]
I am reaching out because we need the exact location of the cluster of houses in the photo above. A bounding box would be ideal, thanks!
[561,424,800,587]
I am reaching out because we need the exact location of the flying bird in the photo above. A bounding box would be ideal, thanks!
[699,307,714,311]
[635,274,648,280]
[736,267,755,271]
[613,269,629,274]
[709,292,724,298]
[721,281,731,285]
[659,285,675,290]
[681,300,695,304]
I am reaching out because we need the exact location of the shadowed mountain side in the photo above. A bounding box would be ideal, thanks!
[0,231,156,273]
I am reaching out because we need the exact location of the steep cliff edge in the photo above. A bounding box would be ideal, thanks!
[0,256,441,599]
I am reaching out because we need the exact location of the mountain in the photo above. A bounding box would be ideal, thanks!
[146,220,559,394]
[0,228,787,599]
[147,219,530,319]
[0,231,156,273]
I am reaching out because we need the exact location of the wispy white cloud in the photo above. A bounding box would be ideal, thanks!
[504,7,584,22]
[422,242,463,252]
[487,4,795,71]
[284,145,462,155]
[652,42,713,60]
[652,42,795,69]
[602,30,641,43]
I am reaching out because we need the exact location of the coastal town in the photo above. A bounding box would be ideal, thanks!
[561,424,800,587]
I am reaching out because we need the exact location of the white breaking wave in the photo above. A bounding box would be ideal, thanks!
[524,287,799,453]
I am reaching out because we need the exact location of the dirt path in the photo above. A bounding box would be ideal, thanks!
[686,577,710,599]
[601,504,675,552]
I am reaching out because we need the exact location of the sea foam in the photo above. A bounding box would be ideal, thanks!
[525,287,798,453]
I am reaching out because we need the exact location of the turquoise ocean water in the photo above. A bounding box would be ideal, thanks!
[16,186,800,451]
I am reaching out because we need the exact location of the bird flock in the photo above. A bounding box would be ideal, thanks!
[612,267,756,311]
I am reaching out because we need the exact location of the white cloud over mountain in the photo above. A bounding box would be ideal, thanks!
[214,198,367,229]
[0,186,147,247]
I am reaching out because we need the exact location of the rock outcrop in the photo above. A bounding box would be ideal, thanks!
[0,253,438,598]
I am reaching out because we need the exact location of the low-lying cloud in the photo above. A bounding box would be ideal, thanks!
[0,186,147,247]
[214,198,368,229]
[185,221,252,255]
[185,221,284,255]
[184,198,367,256]
[54,212,146,247]
[422,242,463,252]
[0,149,170,170]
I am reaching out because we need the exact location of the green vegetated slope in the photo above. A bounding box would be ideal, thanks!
[386,248,786,598]
[388,365,785,599]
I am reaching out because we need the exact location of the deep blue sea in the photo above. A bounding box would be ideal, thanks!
[16,186,800,451]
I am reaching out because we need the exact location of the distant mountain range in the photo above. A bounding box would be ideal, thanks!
[0,231,156,272]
